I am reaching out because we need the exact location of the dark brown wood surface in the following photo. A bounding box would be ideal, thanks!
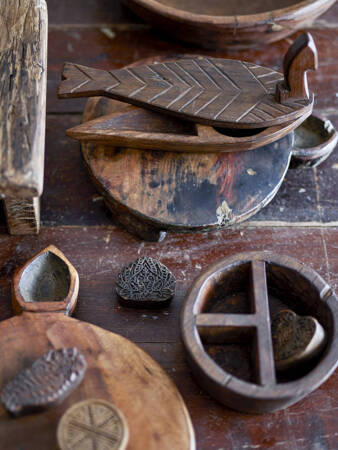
[0,1,337,448]
[81,92,294,241]
[0,0,48,235]
[182,252,337,413]
[1,250,195,449]
[124,0,336,49]
[58,50,313,129]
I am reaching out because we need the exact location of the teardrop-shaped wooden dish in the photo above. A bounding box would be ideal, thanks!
[0,246,195,450]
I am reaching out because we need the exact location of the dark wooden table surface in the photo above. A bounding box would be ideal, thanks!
[1,1,338,448]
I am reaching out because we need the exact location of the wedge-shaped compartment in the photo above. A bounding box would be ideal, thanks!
[12,245,79,315]
[182,252,338,413]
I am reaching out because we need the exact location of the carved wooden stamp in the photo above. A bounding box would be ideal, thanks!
[182,252,338,413]
[1,348,86,416]
[116,257,176,308]
[57,399,129,450]
[272,310,326,371]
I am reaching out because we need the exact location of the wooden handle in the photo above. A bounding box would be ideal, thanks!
[276,33,318,105]
[12,245,79,316]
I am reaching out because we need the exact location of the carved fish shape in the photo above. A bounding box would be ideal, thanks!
[58,41,315,130]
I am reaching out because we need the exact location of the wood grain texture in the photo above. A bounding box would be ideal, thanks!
[0,313,195,450]
[66,103,307,153]
[0,247,195,449]
[0,227,338,449]
[0,226,337,449]
[182,251,338,413]
[0,0,47,198]
[3,197,40,235]
[276,33,318,104]
[81,95,293,240]
[272,310,327,371]
[124,0,336,49]
[12,245,79,315]
[58,57,313,129]
[0,0,334,448]
[291,115,338,168]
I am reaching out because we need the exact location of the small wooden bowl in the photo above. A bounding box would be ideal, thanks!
[181,252,338,413]
[124,0,335,49]
[291,115,338,168]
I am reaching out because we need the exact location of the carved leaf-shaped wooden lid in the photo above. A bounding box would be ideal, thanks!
[58,34,317,129]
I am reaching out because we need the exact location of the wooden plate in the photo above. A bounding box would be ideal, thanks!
[0,246,195,450]
[124,0,336,49]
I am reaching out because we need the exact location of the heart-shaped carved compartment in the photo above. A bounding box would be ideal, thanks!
[272,310,326,371]
[196,254,333,384]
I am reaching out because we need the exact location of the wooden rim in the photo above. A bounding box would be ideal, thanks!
[126,0,334,27]
[292,115,338,160]
[12,245,79,315]
[181,251,338,403]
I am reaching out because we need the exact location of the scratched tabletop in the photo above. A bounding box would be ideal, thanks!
[0,1,337,449]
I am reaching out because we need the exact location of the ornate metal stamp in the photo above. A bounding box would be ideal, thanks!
[1,348,87,416]
[116,256,176,308]
[57,399,129,450]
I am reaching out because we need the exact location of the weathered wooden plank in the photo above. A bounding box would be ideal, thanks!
[3,197,40,235]
[0,0,47,198]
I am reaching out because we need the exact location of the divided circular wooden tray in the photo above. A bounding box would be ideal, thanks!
[124,0,336,48]
[182,252,338,413]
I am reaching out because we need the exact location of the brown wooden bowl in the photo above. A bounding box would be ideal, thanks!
[181,251,338,413]
[291,115,338,168]
[124,0,336,49]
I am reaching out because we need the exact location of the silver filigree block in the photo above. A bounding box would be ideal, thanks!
[1,348,87,416]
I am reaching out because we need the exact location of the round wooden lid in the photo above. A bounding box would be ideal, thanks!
[0,313,195,449]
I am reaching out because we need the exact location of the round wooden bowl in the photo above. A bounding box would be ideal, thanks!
[181,252,338,413]
[124,0,336,49]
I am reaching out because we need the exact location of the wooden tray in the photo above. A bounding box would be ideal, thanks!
[181,251,338,413]
[124,0,336,49]
[0,246,195,450]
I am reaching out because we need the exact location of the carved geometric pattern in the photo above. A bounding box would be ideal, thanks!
[1,348,87,416]
[116,256,176,304]
[57,399,128,450]
[60,58,310,128]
